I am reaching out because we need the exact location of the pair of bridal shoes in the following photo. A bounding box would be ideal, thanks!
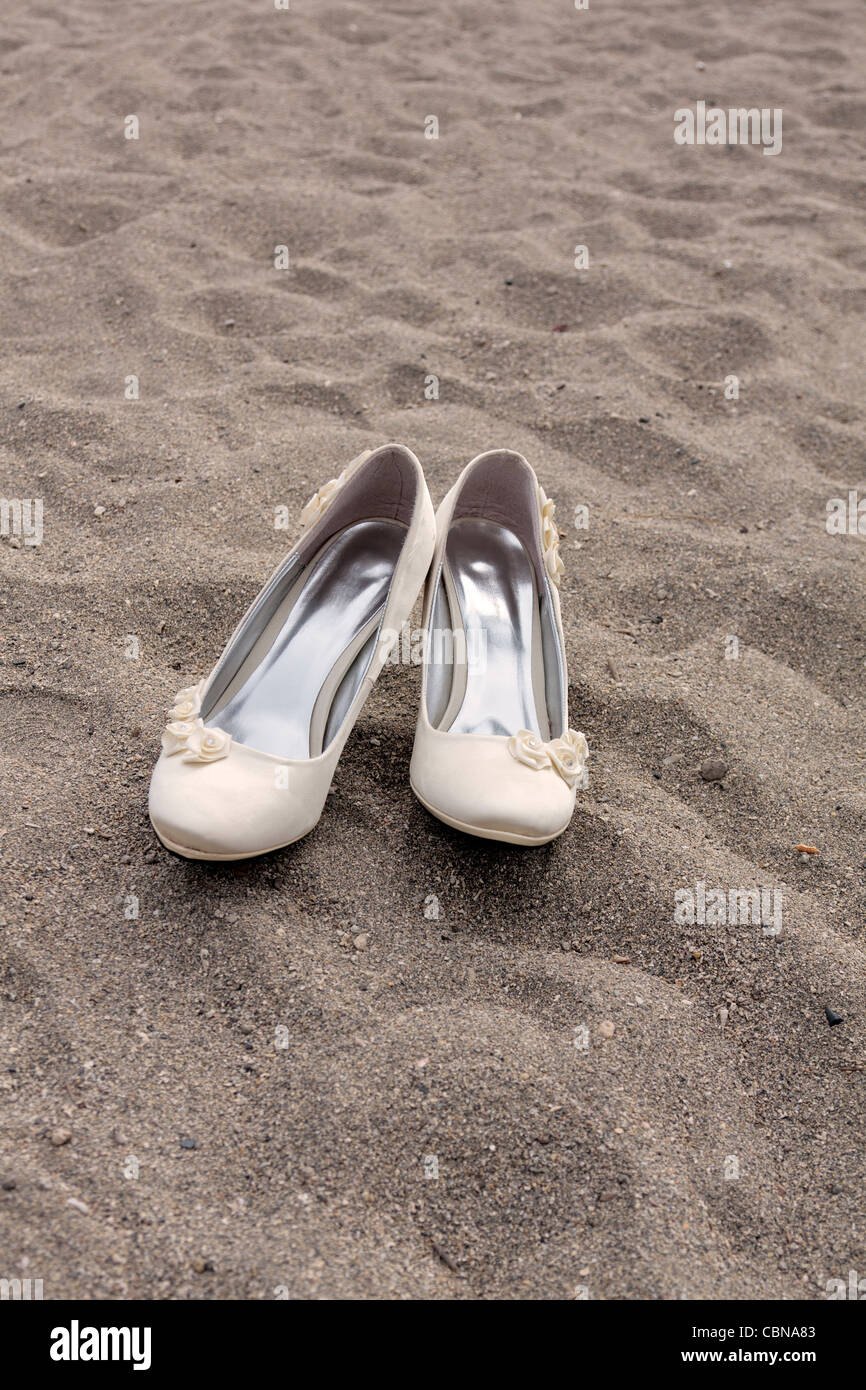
[148,444,588,859]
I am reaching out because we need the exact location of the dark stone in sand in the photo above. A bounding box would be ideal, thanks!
[700,758,728,782]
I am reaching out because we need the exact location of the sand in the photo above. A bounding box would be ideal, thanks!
[1,0,865,1299]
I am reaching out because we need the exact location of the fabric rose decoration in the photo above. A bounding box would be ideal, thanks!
[162,717,232,763]
[538,485,563,586]
[162,719,201,756]
[169,681,204,722]
[547,729,589,787]
[507,727,588,788]
[300,472,346,529]
[506,730,550,771]
[162,682,231,763]
[299,449,374,530]
[189,727,231,762]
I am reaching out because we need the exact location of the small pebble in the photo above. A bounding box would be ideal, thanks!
[179,1137,197,1149]
[66,1197,90,1215]
[353,933,369,951]
[700,758,728,782]
[825,1007,844,1027]
[598,1020,615,1039]
[50,1128,72,1146]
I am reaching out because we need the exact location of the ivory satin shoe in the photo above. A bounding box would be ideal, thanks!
[149,444,435,859]
[409,449,588,846]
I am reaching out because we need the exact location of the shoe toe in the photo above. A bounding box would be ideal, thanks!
[148,747,318,859]
[412,732,576,844]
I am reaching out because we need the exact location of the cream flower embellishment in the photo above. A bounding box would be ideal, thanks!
[538,485,564,586]
[162,718,232,764]
[189,727,232,763]
[162,682,231,763]
[507,727,588,789]
[162,718,201,756]
[300,472,346,529]
[169,680,205,722]
[506,730,550,771]
[547,729,589,787]
[299,449,374,530]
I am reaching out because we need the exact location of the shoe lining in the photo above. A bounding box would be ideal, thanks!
[432,517,550,739]
[207,519,405,759]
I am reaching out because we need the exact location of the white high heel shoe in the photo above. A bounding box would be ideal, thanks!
[149,444,435,859]
[410,449,588,845]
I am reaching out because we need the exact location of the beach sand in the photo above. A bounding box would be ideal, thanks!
[1,0,865,1298]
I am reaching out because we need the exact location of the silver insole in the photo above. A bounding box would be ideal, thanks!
[444,518,545,738]
[208,519,405,759]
